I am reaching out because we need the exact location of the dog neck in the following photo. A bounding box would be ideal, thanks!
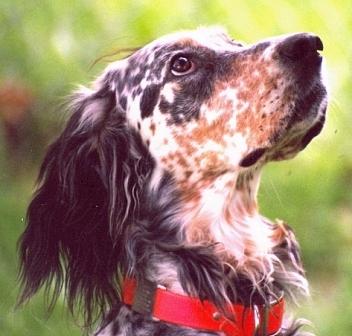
[178,167,274,268]
[145,165,308,301]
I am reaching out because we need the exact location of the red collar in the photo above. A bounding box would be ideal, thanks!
[122,278,284,336]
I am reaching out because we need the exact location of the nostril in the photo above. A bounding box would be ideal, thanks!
[279,34,323,61]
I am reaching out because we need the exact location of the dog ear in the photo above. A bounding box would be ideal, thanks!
[18,75,152,327]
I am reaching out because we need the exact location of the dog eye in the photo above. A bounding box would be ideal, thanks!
[170,55,195,76]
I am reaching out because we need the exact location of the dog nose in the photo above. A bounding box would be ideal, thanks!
[278,33,323,61]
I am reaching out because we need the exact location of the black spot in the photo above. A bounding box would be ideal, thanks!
[239,148,267,167]
[159,97,171,114]
[133,87,143,98]
[119,96,127,110]
[250,41,271,53]
[112,318,120,334]
[117,78,125,93]
[140,84,161,119]
[132,72,144,87]
[161,69,217,124]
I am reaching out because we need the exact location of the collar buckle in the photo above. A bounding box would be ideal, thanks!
[131,278,157,316]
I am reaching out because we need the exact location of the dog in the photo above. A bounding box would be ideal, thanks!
[18,27,327,336]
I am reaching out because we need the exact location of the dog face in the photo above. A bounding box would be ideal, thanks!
[79,27,326,186]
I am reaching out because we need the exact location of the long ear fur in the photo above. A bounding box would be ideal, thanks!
[18,81,153,327]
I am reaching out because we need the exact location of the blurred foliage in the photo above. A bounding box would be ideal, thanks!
[0,0,351,335]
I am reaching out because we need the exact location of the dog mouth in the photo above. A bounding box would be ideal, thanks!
[290,82,327,124]
[272,73,327,142]
[273,90,327,158]
[300,112,326,149]
[289,81,327,143]
[240,83,327,167]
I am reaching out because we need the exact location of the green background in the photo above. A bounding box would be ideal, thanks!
[1,1,351,335]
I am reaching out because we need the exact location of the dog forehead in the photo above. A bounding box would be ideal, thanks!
[144,26,241,54]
